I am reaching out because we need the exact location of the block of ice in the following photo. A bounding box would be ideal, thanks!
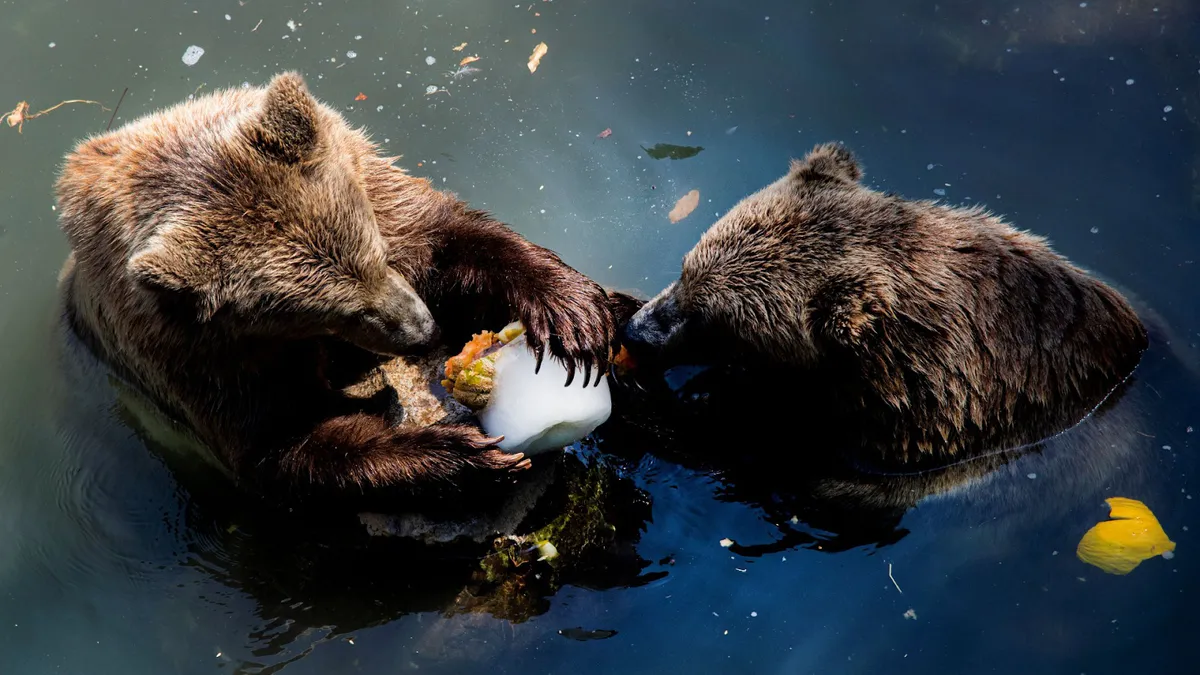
[476,334,611,456]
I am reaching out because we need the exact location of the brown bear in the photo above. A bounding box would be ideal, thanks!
[55,72,617,505]
[621,142,1149,465]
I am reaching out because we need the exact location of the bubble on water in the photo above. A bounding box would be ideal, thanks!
[182,45,205,66]
[425,85,439,95]
[426,56,437,65]
[347,50,357,59]
[1125,78,1135,85]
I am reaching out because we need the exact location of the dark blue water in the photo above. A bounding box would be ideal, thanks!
[1,0,1197,673]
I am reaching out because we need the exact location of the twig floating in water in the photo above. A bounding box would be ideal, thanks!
[6,98,109,134]
[106,87,128,131]
[888,562,903,594]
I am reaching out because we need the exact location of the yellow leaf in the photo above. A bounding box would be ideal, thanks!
[669,189,700,223]
[528,42,548,73]
[459,55,480,66]
[1076,497,1176,575]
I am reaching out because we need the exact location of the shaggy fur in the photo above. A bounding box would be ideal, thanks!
[56,72,615,502]
[623,142,1149,462]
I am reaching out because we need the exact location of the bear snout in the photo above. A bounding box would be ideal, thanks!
[623,289,688,359]
[350,273,439,356]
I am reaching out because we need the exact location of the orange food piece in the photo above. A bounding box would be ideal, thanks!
[354,92,367,101]
[611,345,636,374]
[443,331,500,384]
[459,55,480,66]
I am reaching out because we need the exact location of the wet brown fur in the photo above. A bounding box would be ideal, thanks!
[637,142,1149,463]
[55,72,615,503]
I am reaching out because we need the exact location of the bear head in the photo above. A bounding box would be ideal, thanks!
[56,71,435,356]
[623,142,883,368]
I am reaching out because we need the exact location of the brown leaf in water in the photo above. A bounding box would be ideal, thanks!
[459,55,480,66]
[669,190,700,223]
[452,42,468,51]
[527,42,548,73]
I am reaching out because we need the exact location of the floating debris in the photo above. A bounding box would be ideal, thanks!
[182,45,205,66]
[719,537,734,548]
[558,628,618,642]
[459,55,480,66]
[597,127,613,139]
[528,41,548,73]
[354,93,367,101]
[888,562,903,593]
[1076,497,1176,575]
[641,143,704,160]
[5,98,109,134]
[426,55,437,66]
[670,190,700,223]
[452,42,468,51]
[903,608,918,620]
[447,66,480,80]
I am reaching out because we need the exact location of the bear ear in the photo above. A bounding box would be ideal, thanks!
[247,71,321,164]
[809,272,889,350]
[789,142,863,184]
[127,229,225,321]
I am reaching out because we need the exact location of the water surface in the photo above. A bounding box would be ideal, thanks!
[1,0,1198,673]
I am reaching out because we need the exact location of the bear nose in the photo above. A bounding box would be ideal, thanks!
[623,292,684,357]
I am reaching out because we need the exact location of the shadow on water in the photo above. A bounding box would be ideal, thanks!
[602,301,1195,558]
[50,316,666,672]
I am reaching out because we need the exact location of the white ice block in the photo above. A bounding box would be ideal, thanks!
[476,334,612,456]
